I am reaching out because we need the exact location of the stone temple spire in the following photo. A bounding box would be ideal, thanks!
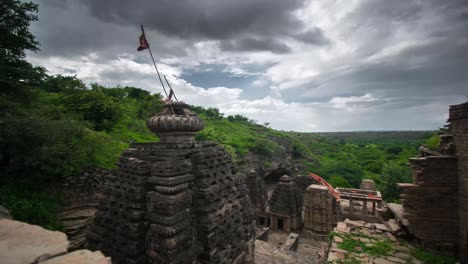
[86,101,255,264]
[268,175,302,232]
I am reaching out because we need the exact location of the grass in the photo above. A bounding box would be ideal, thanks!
[410,248,457,264]
[336,233,393,257]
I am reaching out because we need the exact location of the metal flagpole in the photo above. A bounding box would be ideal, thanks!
[140,25,170,100]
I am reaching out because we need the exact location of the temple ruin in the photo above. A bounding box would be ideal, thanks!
[86,102,255,264]
[391,101,468,262]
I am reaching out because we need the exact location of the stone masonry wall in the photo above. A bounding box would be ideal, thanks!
[404,156,458,245]
[449,102,468,262]
[60,167,109,250]
[86,141,255,264]
[303,184,337,234]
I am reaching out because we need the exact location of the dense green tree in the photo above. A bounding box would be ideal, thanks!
[58,90,123,131]
[328,175,352,188]
[0,0,46,101]
[378,161,412,202]
[318,160,364,188]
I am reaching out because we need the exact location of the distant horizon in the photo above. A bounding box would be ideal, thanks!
[28,0,468,131]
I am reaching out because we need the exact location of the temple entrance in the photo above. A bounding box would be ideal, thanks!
[277,218,284,230]
[259,217,265,226]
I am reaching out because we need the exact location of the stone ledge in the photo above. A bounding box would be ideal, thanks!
[0,219,109,264]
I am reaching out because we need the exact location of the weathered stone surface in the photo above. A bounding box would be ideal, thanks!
[303,184,339,234]
[59,167,109,250]
[40,250,111,264]
[0,205,12,219]
[0,219,69,264]
[255,239,320,264]
[360,179,377,191]
[398,104,468,256]
[86,102,255,264]
[449,102,468,263]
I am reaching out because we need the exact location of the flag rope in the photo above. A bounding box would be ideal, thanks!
[141,25,169,99]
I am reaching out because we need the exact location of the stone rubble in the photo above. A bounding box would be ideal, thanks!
[327,218,423,264]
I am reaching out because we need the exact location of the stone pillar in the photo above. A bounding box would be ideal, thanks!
[303,184,337,234]
[146,151,202,263]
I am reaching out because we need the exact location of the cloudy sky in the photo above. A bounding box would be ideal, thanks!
[28,0,468,131]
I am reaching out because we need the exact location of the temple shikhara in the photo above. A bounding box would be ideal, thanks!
[86,102,256,264]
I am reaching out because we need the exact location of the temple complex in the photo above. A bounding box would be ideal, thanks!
[86,102,255,264]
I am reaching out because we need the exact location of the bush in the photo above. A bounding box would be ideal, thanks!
[250,138,280,158]
[328,175,352,188]
[58,90,122,131]
[378,161,412,202]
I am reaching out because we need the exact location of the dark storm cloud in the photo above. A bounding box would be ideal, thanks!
[31,0,190,58]
[293,28,329,45]
[36,0,329,54]
[278,0,468,104]
[79,0,305,39]
[221,37,291,54]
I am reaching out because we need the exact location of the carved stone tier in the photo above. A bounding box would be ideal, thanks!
[147,102,204,143]
[86,143,255,263]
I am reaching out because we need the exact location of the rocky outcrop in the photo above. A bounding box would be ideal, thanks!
[59,167,109,250]
[0,205,12,219]
[0,218,109,264]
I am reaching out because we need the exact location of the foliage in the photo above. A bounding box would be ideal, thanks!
[250,138,280,157]
[366,240,393,256]
[0,184,62,230]
[337,233,393,257]
[377,161,412,202]
[410,248,457,264]
[328,175,352,188]
[0,0,46,101]
[425,133,441,150]
[58,89,123,131]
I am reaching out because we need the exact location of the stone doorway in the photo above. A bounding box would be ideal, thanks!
[277,218,284,230]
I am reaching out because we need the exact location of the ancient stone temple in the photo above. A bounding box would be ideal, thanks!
[268,175,302,232]
[86,102,255,264]
[302,184,339,235]
[244,170,269,226]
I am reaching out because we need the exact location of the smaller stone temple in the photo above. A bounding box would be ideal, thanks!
[302,184,339,235]
[86,102,255,264]
[268,175,302,232]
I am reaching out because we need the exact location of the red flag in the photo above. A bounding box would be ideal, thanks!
[137,33,149,51]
